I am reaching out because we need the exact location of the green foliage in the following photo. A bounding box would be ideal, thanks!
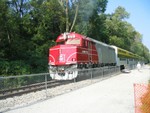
[105,7,133,50]
[0,60,30,75]
[0,0,57,75]
[113,6,129,20]
[109,36,125,47]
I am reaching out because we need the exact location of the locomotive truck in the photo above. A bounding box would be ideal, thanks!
[48,32,142,80]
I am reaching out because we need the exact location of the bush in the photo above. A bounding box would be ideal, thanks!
[0,60,30,75]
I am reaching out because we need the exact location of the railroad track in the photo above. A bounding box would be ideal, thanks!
[0,80,72,99]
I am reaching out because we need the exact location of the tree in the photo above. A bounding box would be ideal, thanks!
[105,6,133,49]
[0,0,10,58]
[78,0,108,43]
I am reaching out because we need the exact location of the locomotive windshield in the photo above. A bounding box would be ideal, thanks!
[66,39,81,45]
[56,39,80,45]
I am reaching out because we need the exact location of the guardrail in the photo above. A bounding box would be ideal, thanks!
[0,73,50,91]
[0,66,120,96]
[74,66,120,81]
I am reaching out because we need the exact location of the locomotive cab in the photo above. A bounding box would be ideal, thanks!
[56,32,81,45]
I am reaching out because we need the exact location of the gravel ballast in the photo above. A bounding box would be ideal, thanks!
[3,65,150,113]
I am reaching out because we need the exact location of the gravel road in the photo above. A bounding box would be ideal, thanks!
[4,65,150,113]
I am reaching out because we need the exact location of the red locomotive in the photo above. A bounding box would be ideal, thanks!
[48,32,116,80]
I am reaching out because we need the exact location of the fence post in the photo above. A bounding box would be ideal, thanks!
[74,70,77,83]
[115,66,117,73]
[102,67,104,78]
[90,69,93,82]
[45,74,47,98]
[74,77,76,83]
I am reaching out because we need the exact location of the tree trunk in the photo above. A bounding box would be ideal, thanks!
[70,3,79,32]
[66,0,69,32]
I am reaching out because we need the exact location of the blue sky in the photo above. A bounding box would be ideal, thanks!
[105,0,150,51]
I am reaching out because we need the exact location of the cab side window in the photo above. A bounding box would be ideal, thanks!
[85,40,88,47]
[82,40,88,48]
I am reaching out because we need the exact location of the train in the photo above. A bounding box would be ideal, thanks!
[48,32,143,80]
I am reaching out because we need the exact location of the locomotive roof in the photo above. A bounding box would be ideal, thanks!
[56,32,83,42]
[56,32,113,48]
[86,36,110,47]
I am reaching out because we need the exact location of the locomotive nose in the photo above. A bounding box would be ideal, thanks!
[49,45,77,66]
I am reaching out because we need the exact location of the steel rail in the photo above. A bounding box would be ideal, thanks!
[0,80,71,99]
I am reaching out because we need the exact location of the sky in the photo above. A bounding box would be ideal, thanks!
[105,0,150,51]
